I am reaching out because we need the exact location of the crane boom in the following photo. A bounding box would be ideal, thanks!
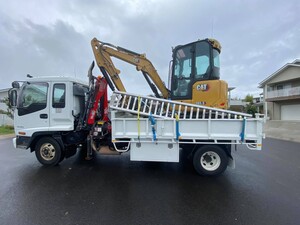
[91,38,170,98]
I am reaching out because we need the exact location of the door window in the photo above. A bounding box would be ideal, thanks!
[172,45,192,98]
[52,84,66,108]
[18,82,48,116]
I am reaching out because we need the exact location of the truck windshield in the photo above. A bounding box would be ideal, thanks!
[18,82,48,116]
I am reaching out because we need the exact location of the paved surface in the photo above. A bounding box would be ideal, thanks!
[264,120,300,143]
[0,137,299,225]
[0,133,15,140]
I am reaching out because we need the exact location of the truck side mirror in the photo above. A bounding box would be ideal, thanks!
[12,81,20,89]
[8,89,18,108]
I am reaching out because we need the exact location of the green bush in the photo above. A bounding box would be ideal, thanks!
[245,105,257,117]
[0,125,14,135]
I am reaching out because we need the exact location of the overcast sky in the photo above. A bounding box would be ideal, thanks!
[0,0,299,98]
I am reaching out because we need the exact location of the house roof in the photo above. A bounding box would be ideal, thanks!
[0,88,10,93]
[258,59,300,88]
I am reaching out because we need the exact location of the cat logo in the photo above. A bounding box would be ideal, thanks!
[196,84,209,91]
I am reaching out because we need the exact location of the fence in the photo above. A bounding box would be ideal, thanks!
[0,114,13,126]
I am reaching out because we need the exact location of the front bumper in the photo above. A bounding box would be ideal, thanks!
[14,136,31,149]
[13,138,17,149]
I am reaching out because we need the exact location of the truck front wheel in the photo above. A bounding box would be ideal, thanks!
[193,145,228,176]
[35,137,62,166]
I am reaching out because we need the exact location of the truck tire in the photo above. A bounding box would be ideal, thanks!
[35,137,62,166]
[193,145,228,176]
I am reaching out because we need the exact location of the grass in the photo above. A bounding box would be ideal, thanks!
[0,125,14,135]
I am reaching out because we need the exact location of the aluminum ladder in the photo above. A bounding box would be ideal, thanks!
[109,91,252,120]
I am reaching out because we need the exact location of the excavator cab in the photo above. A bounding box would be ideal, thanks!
[170,39,228,108]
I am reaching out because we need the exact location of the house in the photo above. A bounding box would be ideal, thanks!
[0,88,10,112]
[229,99,246,112]
[259,59,300,121]
[253,93,264,114]
[0,88,13,126]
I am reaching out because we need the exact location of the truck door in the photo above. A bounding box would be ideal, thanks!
[15,82,50,136]
[49,83,73,131]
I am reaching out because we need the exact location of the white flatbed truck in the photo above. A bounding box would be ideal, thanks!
[8,65,264,176]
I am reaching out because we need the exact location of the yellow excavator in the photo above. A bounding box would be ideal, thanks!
[91,37,228,109]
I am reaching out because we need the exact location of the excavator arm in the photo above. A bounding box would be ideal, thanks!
[91,38,170,99]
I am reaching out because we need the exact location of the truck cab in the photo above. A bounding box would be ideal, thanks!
[10,76,88,164]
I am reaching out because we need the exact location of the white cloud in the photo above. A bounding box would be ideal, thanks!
[0,0,299,99]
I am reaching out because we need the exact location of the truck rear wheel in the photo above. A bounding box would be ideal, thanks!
[193,145,228,176]
[35,137,62,166]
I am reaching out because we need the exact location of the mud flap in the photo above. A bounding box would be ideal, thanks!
[227,156,235,169]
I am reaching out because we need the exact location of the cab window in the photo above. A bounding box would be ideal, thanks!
[195,42,210,80]
[52,84,66,108]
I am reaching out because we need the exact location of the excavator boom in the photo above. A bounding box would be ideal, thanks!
[91,38,170,98]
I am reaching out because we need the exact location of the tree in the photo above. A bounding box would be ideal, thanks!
[244,94,254,103]
[244,94,257,117]
[3,97,14,119]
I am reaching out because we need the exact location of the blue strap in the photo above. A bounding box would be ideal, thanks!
[149,113,157,141]
[175,114,181,141]
[240,118,246,142]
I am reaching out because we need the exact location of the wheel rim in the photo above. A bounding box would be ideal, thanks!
[40,143,56,161]
[200,151,221,171]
